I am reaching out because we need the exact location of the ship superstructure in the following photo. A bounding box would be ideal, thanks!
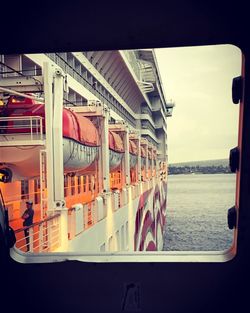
[0,50,174,262]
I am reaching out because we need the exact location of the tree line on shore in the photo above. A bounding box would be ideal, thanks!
[168,162,231,175]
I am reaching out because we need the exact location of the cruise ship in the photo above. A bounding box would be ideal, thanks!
[0,50,174,263]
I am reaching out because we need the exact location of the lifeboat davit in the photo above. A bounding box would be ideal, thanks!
[109,131,124,171]
[0,96,100,180]
[140,146,146,169]
[152,150,157,167]
[148,149,152,165]
[129,140,138,169]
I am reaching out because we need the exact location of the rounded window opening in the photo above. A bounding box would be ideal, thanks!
[0,44,243,263]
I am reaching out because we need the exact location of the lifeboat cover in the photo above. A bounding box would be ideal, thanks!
[109,131,124,152]
[63,110,100,147]
[140,146,146,157]
[75,114,100,146]
[129,140,138,155]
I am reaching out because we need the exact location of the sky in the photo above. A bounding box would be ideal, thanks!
[155,44,242,164]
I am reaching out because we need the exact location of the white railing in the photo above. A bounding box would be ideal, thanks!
[142,181,149,193]
[120,188,128,207]
[0,116,44,141]
[83,202,98,228]
[111,190,120,211]
[14,214,60,253]
[132,184,140,200]
[68,200,100,239]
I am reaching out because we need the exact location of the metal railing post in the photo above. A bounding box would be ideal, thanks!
[40,117,43,140]
[47,220,51,251]
[29,227,34,252]
[39,224,43,252]
[30,116,33,140]
[124,125,130,187]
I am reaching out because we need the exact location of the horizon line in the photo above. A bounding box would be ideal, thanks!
[169,157,229,165]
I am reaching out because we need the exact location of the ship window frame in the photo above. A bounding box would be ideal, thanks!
[3,45,245,264]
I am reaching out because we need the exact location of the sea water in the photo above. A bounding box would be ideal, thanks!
[163,173,236,251]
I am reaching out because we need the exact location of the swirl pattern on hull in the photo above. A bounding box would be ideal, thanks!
[134,181,167,251]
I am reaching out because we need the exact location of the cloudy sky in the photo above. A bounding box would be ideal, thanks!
[155,44,242,164]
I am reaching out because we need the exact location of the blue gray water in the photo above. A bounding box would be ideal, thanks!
[163,173,236,251]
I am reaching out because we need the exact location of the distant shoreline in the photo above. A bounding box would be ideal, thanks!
[168,159,231,175]
[168,172,233,175]
[169,158,229,167]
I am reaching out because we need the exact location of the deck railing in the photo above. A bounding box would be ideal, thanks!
[0,116,44,141]
[68,200,100,239]
[14,213,60,253]
[131,184,140,200]
[11,180,156,245]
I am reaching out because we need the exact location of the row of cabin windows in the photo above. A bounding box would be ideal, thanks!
[47,53,136,127]
[1,53,140,128]
[1,53,141,129]
[1,55,42,77]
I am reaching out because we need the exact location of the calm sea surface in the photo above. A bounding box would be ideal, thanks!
[163,173,236,251]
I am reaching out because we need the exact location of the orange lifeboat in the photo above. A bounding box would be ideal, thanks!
[0,96,100,181]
